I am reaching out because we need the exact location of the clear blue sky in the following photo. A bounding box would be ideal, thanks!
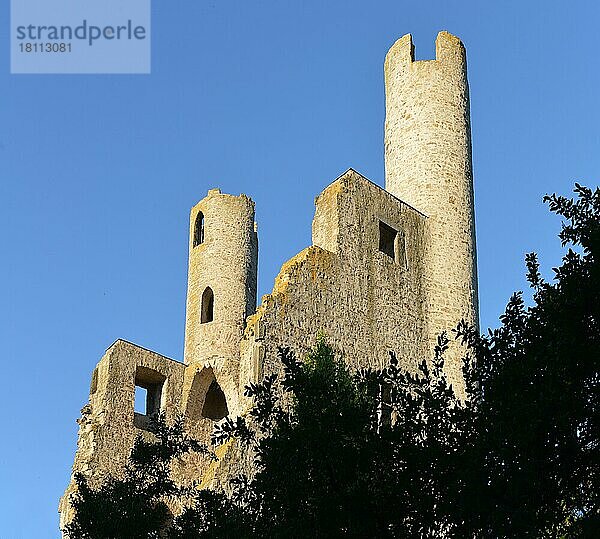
[1,1,598,536]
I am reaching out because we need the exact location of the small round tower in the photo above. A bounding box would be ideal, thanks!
[183,188,258,366]
[384,31,479,389]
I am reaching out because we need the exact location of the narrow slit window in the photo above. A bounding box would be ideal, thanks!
[193,211,205,247]
[201,287,214,323]
[379,221,397,260]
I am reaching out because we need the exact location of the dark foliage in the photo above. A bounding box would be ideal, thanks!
[455,184,600,537]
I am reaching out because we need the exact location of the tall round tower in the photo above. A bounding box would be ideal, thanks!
[384,31,479,389]
[183,189,258,366]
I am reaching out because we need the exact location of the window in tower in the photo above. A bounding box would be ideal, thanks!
[193,211,205,247]
[201,286,214,323]
[201,380,229,421]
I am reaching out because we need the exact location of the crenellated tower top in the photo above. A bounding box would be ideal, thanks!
[384,31,466,69]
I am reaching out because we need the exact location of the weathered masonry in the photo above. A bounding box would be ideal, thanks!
[60,31,479,529]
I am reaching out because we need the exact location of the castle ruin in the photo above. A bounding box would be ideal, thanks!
[60,31,479,529]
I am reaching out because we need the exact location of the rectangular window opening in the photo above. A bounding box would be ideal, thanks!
[379,221,397,260]
[133,366,166,430]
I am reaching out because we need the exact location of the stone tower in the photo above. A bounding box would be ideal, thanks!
[183,188,258,365]
[182,189,258,419]
[384,31,479,389]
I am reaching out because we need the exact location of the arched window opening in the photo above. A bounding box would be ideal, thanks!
[193,212,205,247]
[201,287,214,323]
[202,380,228,420]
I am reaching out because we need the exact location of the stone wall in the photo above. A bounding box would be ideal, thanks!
[240,169,428,388]
[59,340,185,529]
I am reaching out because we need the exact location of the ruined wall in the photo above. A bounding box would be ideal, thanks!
[384,31,479,392]
[59,340,185,529]
[239,169,428,391]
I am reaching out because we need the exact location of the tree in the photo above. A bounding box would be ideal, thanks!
[456,184,600,537]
